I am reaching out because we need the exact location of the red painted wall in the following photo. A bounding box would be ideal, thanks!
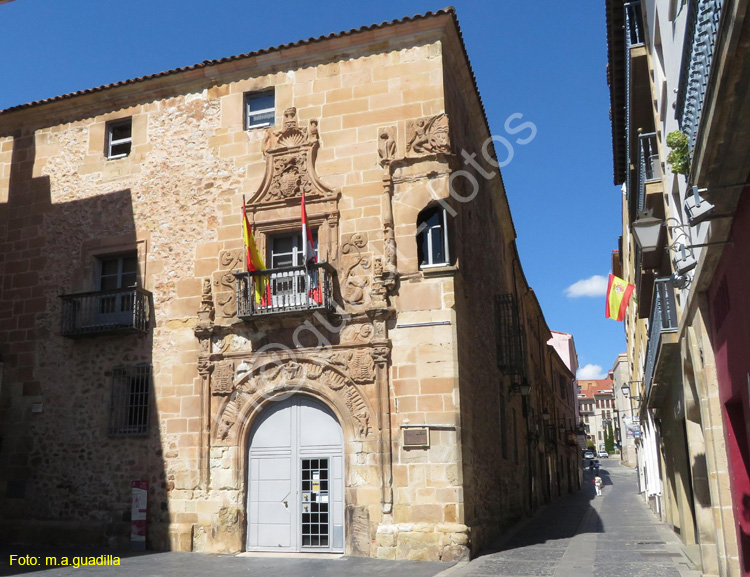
[708,186,750,575]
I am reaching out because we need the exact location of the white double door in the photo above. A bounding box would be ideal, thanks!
[246,395,344,552]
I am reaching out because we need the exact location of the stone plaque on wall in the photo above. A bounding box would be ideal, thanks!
[403,428,429,448]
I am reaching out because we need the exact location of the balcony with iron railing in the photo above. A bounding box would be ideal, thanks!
[234,263,335,319]
[636,132,663,213]
[643,279,680,405]
[623,1,653,216]
[677,0,724,152]
[60,287,151,337]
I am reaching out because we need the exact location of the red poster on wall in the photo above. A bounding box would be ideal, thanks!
[131,481,148,550]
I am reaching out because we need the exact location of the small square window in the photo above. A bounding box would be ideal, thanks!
[245,90,275,129]
[109,365,150,437]
[107,119,132,159]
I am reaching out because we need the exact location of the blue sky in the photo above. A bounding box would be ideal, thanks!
[0,0,625,379]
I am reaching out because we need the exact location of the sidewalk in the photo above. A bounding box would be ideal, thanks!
[440,461,701,577]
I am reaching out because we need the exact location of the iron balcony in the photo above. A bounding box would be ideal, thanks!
[60,287,151,337]
[234,263,335,319]
[643,279,680,404]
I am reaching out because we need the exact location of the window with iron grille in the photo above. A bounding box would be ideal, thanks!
[109,365,150,437]
[495,294,523,375]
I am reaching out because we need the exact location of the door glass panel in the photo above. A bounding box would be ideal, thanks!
[301,457,329,547]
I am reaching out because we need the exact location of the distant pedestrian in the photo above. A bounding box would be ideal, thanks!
[594,474,603,496]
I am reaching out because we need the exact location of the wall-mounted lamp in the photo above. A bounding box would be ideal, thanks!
[541,409,551,421]
[670,273,691,290]
[621,383,643,401]
[510,380,531,396]
[672,243,697,275]
[631,210,665,253]
[684,187,715,226]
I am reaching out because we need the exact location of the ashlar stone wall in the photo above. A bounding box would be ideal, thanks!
[0,25,474,560]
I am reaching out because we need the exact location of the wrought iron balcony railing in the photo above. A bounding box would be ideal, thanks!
[644,279,679,398]
[677,0,724,151]
[60,287,151,337]
[636,132,661,212]
[624,1,645,206]
[234,263,334,319]
[625,1,645,47]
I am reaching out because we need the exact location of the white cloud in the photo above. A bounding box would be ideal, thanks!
[564,275,608,298]
[577,364,607,380]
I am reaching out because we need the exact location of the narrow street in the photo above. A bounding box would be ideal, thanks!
[444,461,701,577]
[0,462,701,577]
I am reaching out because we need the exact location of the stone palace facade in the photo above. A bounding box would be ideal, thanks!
[0,9,580,560]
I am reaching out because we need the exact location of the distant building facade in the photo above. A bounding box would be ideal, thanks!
[610,353,637,467]
[0,9,580,561]
[577,379,615,452]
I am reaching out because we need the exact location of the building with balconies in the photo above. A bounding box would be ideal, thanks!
[577,379,616,452]
[606,0,749,574]
[0,9,580,561]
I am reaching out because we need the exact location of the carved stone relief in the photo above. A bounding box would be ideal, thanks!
[198,358,213,377]
[214,354,375,442]
[378,127,397,166]
[214,249,243,319]
[406,113,451,157]
[217,395,244,441]
[329,350,375,384]
[198,278,214,317]
[340,323,375,345]
[269,155,314,200]
[212,361,235,396]
[341,233,371,307]
[195,277,215,345]
[212,332,255,354]
[250,107,336,205]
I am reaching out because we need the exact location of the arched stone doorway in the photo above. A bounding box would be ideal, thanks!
[246,394,345,553]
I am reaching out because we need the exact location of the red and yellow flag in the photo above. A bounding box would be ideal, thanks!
[605,274,635,321]
[241,204,267,303]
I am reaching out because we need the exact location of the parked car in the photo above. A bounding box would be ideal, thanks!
[583,450,595,460]
[598,450,609,458]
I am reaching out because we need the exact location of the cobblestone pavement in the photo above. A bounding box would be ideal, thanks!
[0,547,447,577]
[0,462,699,577]
[442,461,701,577]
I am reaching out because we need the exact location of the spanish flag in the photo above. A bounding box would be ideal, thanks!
[605,274,635,321]
[241,204,267,303]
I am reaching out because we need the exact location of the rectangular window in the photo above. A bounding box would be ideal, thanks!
[109,365,150,437]
[99,253,138,291]
[96,253,138,323]
[495,294,523,375]
[270,232,317,268]
[264,231,321,309]
[245,90,275,129]
[107,119,132,159]
[417,206,449,268]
